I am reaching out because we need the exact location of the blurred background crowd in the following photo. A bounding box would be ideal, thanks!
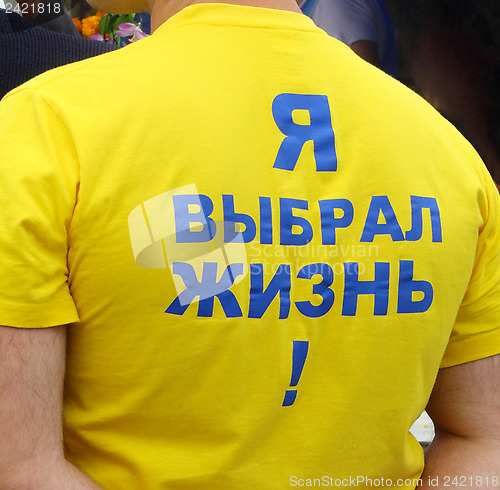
[387,0,500,184]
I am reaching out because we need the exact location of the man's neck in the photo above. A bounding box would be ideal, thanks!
[149,0,302,32]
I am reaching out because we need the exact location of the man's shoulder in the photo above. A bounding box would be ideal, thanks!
[320,0,380,16]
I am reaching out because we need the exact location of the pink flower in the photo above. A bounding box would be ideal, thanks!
[116,22,148,42]
[90,33,114,43]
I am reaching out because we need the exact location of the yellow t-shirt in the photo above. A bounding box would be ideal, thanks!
[0,4,499,489]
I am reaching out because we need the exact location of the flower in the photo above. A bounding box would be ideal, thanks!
[116,22,148,42]
[74,12,148,45]
[90,33,113,42]
[81,15,100,38]
[72,17,82,33]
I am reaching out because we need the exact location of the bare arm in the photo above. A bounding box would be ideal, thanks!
[349,40,380,68]
[0,325,101,489]
[421,354,500,489]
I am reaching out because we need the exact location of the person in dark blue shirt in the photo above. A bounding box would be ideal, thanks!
[0,1,116,99]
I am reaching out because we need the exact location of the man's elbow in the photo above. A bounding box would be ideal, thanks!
[0,448,63,489]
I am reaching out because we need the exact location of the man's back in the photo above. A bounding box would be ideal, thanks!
[0,4,499,488]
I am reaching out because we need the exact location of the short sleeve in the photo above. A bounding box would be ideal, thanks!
[312,0,379,46]
[440,156,500,368]
[0,88,80,328]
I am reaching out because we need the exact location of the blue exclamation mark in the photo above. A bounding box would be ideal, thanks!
[282,340,309,407]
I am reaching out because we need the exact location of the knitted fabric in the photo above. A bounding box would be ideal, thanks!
[0,9,117,99]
